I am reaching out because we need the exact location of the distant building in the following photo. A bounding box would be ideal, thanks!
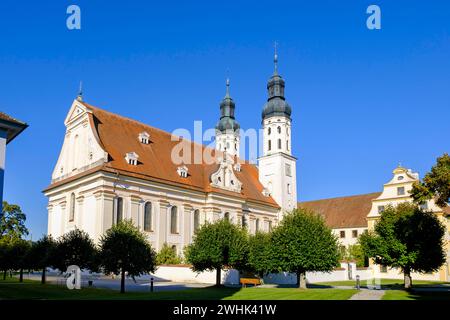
[0,112,27,211]
[300,165,450,282]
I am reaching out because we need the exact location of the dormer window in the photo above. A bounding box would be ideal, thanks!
[177,165,188,178]
[125,152,139,165]
[138,132,150,144]
[262,188,271,197]
[234,163,241,172]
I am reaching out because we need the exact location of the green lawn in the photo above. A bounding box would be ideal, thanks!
[382,290,450,300]
[0,278,356,300]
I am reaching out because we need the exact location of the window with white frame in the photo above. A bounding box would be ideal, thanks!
[69,193,75,222]
[193,209,200,232]
[285,163,292,177]
[125,152,139,165]
[397,186,405,196]
[144,202,152,232]
[170,206,178,234]
[113,197,123,224]
[138,132,150,144]
[177,166,188,178]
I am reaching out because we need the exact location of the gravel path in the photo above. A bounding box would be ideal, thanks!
[349,289,385,300]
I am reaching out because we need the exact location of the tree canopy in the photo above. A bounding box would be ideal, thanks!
[99,220,156,293]
[359,202,446,289]
[156,243,182,265]
[51,228,98,272]
[0,201,28,241]
[270,208,340,289]
[246,231,273,278]
[27,235,56,284]
[185,219,248,286]
[411,153,450,208]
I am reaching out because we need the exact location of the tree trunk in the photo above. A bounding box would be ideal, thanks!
[3,270,6,280]
[41,268,46,284]
[19,268,23,282]
[215,268,222,287]
[120,269,125,294]
[404,267,412,290]
[297,271,307,289]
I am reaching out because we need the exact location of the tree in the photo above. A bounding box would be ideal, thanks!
[51,229,98,273]
[0,201,29,241]
[246,232,273,279]
[359,203,446,289]
[99,220,156,293]
[270,208,340,289]
[411,153,450,208]
[9,238,31,282]
[346,244,368,268]
[27,235,56,284]
[185,219,248,287]
[156,243,182,265]
[0,238,11,280]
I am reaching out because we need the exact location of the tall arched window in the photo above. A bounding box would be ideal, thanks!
[278,139,281,149]
[69,193,75,222]
[242,214,247,228]
[193,209,200,232]
[170,206,178,234]
[113,197,123,224]
[268,140,272,151]
[255,218,260,232]
[268,127,271,135]
[277,126,281,134]
[144,202,152,232]
[224,212,230,221]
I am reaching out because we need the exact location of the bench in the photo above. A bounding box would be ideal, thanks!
[240,278,261,287]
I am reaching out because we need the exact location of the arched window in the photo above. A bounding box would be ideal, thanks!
[69,193,75,222]
[144,202,152,232]
[242,214,247,228]
[278,139,281,149]
[255,218,260,232]
[268,127,271,135]
[268,140,271,151]
[277,126,281,134]
[193,209,200,232]
[170,206,178,234]
[224,212,230,221]
[114,197,123,224]
[286,140,289,151]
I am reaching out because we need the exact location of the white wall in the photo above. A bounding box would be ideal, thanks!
[152,266,240,285]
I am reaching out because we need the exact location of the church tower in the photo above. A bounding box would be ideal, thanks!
[258,50,297,214]
[215,78,240,157]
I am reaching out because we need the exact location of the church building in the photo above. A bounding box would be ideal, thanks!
[43,54,296,255]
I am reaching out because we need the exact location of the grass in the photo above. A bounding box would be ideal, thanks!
[315,278,449,288]
[0,277,356,300]
[382,290,450,300]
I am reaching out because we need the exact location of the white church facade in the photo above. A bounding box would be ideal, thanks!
[44,55,449,281]
[44,55,294,255]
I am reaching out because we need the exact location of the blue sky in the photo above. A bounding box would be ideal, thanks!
[1,0,449,239]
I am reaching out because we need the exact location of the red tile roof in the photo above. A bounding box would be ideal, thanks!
[298,192,381,228]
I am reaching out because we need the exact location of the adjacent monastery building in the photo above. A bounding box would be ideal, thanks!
[44,54,449,281]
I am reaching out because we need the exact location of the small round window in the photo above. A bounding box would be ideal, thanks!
[398,176,404,180]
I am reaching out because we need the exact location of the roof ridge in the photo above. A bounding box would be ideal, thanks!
[81,100,253,165]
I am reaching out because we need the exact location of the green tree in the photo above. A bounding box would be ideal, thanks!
[0,201,29,241]
[9,238,31,282]
[270,208,340,289]
[246,232,273,279]
[51,229,98,273]
[99,220,156,293]
[359,203,446,289]
[156,243,182,265]
[0,238,11,280]
[185,219,248,287]
[346,244,368,268]
[27,235,56,284]
[411,153,450,208]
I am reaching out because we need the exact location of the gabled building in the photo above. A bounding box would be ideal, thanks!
[43,55,297,254]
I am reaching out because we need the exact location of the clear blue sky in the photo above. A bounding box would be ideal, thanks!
[1,0,449,239]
